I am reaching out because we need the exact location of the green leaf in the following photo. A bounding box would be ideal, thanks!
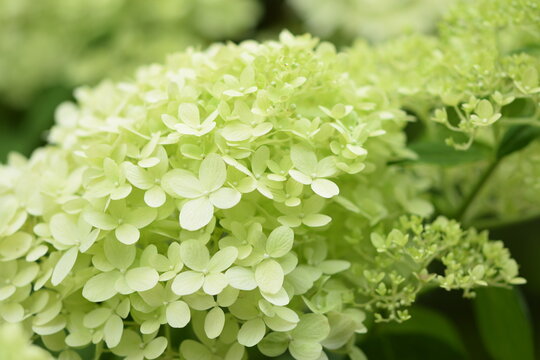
[496,125,540,159]
[408,141,490,166]
[380,306,466,355]
[474,287,535,360]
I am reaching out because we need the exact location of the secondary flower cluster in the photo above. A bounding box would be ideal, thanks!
[0,31,523,360]
[0,0,261,106]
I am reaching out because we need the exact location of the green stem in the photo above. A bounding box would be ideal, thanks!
[453,158,501,222]
[94,342,103,360]
[471,212,540,230]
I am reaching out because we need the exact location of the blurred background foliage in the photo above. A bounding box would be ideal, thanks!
[0,0,538,359]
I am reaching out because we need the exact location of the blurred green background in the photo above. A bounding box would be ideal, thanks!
[0,0,538,359]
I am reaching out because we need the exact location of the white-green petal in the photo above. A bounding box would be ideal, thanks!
[171,271,205,296]
[104,314,123,348]
[178,103,200,127]
[289,340,323,360]
[311,179,339,198]
[302,214,331,227]
[266,226,294,258]
[289,170,312,185]
[258,332,290,357]
[180,239,210,272]
[203,272,228,295]
[162,169,203,199]
[292,314,330,342]
[199,154,227,192]
[166,301,190,328]
[238,318,266,347]
[204,307,225,339]
[123,162,153,189]
[255,259,284,294]
[207,246,238,273]
[83,211,117,231]
[51,247,78,286]
[49,214,79,246]
[225,266,257,290]
[209,187,241,209]
[115,223,140,245]
[144,337,168,360]
[290,145,318,174]
[104,237,136,270]
[180,340,213,360]
[144,186,166,208]
[180,197,214,231]
[125,267,159,292]
[82,271,121,302]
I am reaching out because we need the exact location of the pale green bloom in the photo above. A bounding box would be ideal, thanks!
[0,27,526,360]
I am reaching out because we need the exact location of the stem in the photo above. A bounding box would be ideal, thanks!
[472,212,540,230]
[453,158,501,222]
[94,342,103,360]
[165,326,173,359]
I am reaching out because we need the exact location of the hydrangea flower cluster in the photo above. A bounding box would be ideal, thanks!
[0,31,523,359]
[287,0,454,43]
[0,0,261,107]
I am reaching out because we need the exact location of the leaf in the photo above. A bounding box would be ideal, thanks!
[180,197,214,231]
[205,306,225,339]
[474,287,535,360]
[266,226,294,258]
[255,259,284,294]
[408,141,490,166]
[496,125,540,159]
[199,153,227,192]
[51,247,78,285]
[238,318,266,347]
[171,271,205,296]
[166,301,191,328]
[125,267,159,292]
[82,271,121,302]
[380,306,465,355]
